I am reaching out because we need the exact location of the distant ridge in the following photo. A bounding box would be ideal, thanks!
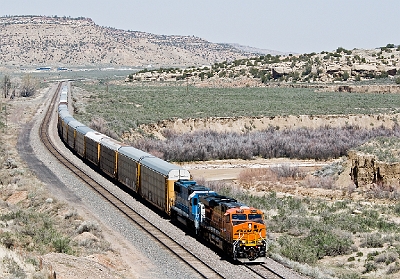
[0,15,266,68]
[226,43,293,56]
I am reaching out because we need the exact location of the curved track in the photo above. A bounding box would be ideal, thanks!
[40,82,310,279]
[39,83,225,279]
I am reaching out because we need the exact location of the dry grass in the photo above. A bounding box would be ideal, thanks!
[221,162,400,278]
[0,119,111,278]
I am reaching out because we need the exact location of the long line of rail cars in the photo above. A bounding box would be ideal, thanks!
[57,83,267,263]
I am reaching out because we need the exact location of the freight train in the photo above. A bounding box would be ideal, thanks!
[57,82,267,263]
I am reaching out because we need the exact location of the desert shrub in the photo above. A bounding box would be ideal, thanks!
[360,233,385,248]
[2,255,26,279]
[278,227,352,264]
[394,202,400,215]
[270,214,316,235]
[76,220,100,234]
[270,164,302,179]
[364,183,399,200]
[367,251,380,261]
[0,208,78,254]
[52,237,72,254]
[235,191,280,212]
[322,209,397,233]
[320,211,365,233]
[237,168,273,185]
[337,272,362,279]
[278,235,318,264]
[387,262,400,274]
[363,261,378,273]
[374,251,398,265]
[0,231,16,249]
[134,125,400,162]
[304,175,336,189]
[306,227,353,258]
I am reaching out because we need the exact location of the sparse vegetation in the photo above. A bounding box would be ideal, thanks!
[353,136,400,163]
[128,43,400,84]
[205,176,400,278]
[0,113,112,278]
[131,125,400,162]
[73,82,400,137]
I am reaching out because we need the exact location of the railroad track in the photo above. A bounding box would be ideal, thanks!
[246,264,285,279]
[39,82,310,279]
[39,83,225,279]
[246,258,309,279]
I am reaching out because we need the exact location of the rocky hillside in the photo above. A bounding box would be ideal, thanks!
[0,15,260,68]
[129,45,400,86]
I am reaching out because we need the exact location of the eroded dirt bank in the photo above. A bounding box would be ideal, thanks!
[127,113,400,141]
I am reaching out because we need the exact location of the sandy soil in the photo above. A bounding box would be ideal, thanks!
[181,157,332,182]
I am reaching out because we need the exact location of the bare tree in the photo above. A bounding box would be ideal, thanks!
[20,74,38,97]
[2,75,11,98]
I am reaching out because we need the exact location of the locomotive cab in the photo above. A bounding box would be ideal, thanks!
[200,195,267,263]
[225,208,267,262]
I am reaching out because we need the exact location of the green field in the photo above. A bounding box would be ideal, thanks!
[72,81,400,134]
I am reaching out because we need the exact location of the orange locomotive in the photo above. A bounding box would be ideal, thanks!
[200,194,267,263]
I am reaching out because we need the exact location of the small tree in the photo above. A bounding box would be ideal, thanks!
[2,75,11,98]
[343,71,350,81]
[20,74,38,97]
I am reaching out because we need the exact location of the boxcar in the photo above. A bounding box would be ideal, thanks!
[57,108,70,136]
[85,131,108,166]
[67,120,85,149]
[140,156,191,214]
[60,113,74,144]
[99,137,127,179]
[59,92,68,105]
[58,104,68,113]
[75,126,94,158]
[117,146,153,192]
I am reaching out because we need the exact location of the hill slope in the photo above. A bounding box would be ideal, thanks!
[0,15,259,68]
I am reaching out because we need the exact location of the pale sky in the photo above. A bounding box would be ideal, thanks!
[2,0,399,54]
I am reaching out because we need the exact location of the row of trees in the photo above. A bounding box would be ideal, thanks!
[1,75,38,99]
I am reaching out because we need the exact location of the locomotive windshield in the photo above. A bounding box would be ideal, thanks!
[232,214,247,224]
[248,213,264,224]
[231,213,264,225]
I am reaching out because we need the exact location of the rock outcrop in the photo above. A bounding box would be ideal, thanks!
[349,150,400,188]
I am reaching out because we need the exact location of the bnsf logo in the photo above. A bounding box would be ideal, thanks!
[235,228,263,233]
